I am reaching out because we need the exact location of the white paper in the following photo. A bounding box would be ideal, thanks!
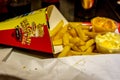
[60,54,120,80]
[49,5,68,30]
[0,46,13,62]
[0,51,96,80]
[1,49,120,80]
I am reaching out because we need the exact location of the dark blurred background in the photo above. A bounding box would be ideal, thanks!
[0,0,120,22]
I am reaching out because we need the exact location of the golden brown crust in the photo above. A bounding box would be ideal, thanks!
[91,17,117,33]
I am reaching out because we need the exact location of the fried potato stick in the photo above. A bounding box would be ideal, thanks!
[69,22,82,27]
[53,39,62,46]
[68,27,78,37]
[53,24,68,40]
[69,37,85,46]
[50,20,64,37]
[68,50,83,55]
[81,25,91,30]
[68,49,98,56]
[62,32,71,46]
[83,30,98,38]
[85,45,95,53]
[80,39,95,51]
[71,45,81,52]
[74,24,88,41]
[58,46,71,57]
[69,22,91,30]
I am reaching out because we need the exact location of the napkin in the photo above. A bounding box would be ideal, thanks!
[0,46,13,62]
[1,49,120,80]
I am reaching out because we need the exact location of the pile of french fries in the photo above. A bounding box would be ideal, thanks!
[50,20,101,58]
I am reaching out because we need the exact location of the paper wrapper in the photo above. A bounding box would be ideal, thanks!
[0,46,13,61]
[0,50,120,80]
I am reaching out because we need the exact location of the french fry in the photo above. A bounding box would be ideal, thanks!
[85,45,95,53]
[50,20,64,37]
[69,37,79,44]
[85,39,95,47]
[79,39,95,51]
[68,50,96,55]
[79,45,86,52]
[68,50,82,55]
[69,37,85,46]
[53,39,62,46]
[69,22,81,27]
[53,24,68,40]
[74,24,89,41]
[62,32,71,46]
[67,52,74,56]
[50,21,103,57]
[68,25,78,37]
[75,37,86,46]
[81,25,91,30]
[57,45,71,57]
[68,49,98,55]
[71,45,81,52]
[83,30,98,38]
[69,22,91,30]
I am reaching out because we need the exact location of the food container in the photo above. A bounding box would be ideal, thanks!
[91,17,118,33]
[95,32,120,53]
[0,5,68,55]
[0,7,53,53]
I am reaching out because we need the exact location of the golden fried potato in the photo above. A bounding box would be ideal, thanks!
[68,26,78,37]
[53,39,62,46]
[53,24,68,40]
[83,30,98,38]
[79,39,95,51]
[50,19,110,57]
[74,24,89,41]
[71,44,82,52]
[69,37,85,46]
[58,45,71,57]
[91,17,117,32]
[85,45,95,53]
[62,32,71,46]
[68,50,82,55]
[50,20,64,37]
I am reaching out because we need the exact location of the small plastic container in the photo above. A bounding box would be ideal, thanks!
[95,32,120,53]
[91,17,117,33]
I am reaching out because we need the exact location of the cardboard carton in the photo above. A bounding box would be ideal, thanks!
[0,8,53,54]
[0,5,69,55]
